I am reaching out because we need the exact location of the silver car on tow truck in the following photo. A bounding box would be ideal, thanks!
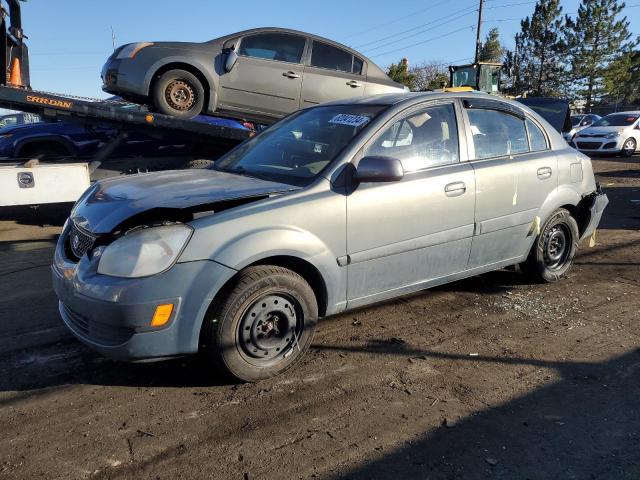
[53,92,608,382]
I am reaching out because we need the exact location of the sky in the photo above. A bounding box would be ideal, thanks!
[16,0,640,98]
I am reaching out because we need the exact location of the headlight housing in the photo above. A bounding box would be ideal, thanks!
[97,224,192,278]
[115,42,154,59]
[606,131,622,139]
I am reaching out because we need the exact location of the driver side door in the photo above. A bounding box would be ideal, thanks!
[345,101,476,307]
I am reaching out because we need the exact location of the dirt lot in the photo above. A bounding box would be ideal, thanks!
[0,156,638,480]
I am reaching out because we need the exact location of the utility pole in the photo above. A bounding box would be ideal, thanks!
[474,0,484,63]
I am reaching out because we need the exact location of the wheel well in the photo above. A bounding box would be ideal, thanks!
[149,63,211,109]
[561,203,589,236]
[212,256,328,318]
[17,140,72,158]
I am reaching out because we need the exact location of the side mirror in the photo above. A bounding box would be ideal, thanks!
[354,156,404,183]
[224,49,238,73]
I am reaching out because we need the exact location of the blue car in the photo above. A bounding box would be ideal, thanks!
[0,115,253,160]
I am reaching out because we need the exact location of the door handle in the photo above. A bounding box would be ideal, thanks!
[537,166,552,179]
[282,71,301,79]
[445,181,466,197]
[346,80,362,88]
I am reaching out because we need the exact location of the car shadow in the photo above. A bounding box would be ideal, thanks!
[0,203,72,227]
[315,343,640,480]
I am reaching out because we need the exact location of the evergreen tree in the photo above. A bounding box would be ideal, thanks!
[518,0,566,96]
[387,59,417,90]
[479,28,504,63]
[565,0,634,108]
[603,49,640,105]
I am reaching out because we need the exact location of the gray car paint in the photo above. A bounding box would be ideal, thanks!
[102,27,404,123]
[53,92,606,360]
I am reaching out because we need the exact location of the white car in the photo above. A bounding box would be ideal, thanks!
[572,111,640,157]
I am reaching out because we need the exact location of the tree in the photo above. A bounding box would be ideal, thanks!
[565,0,634,109]
[479,28,504,63]
[410,60,449,91]
[603,49,640,105]
[387,58,417,90]
[517,0,567,96]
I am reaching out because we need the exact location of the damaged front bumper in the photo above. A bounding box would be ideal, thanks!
[579,186,609,242]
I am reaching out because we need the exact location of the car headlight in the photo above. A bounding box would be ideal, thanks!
[606,131,622,139]
[115,42,154,59]
[97,224,192,278]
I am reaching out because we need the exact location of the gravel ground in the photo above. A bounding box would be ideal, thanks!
[0,155,638,480]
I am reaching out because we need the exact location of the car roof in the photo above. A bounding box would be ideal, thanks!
[605,111,640,115]
[320,91,528,110]
[209,27,391,81]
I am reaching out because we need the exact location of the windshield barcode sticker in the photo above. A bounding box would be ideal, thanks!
[329,114,370,127]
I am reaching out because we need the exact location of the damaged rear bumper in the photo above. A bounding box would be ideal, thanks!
[580,187,609,242]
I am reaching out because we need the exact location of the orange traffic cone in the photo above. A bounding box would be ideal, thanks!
[9,57,22,87]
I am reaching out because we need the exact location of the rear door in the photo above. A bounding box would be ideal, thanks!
[301,41,366,107]
[218,32,307,117]
[463,100,558,268]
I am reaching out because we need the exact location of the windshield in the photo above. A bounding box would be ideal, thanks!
[214,105,386,186]
[571,115,585,126]
[593,114,639,127]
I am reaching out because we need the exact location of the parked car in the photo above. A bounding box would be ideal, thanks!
[563,113,601,142]
[52,92,608,382]
[0,111,41,130]
[0,115,253,160]
[101,27,406,122]
[571,111,640,156]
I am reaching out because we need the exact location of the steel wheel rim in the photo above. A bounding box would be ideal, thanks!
[237,293,303,367]
[543,224,570,270]
[624,139,636,155]
[165,80,196,111]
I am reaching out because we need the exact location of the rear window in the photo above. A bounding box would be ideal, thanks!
[239,33,306,63]
[311,41,356,73]
[526,118,548,152]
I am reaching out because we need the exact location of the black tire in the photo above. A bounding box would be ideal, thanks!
[183,158,214,169]
[621,138,636,157]
[152,69,205,119]
[202,265,318,382]
[520,208,579,283]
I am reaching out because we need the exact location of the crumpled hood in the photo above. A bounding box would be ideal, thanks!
[71,169,300,233]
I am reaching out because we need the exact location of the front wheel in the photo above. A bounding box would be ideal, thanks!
[152,69,205,119]
[520,209,579,283]
[202,266,318,382]
[621,138,636,157]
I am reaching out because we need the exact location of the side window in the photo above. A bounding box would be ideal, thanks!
[467,109,529,159]
[365,104,459,172]
[526,118,548,152]
[238,33,306,63]
[311,41,354,73]
[353,57,364,75]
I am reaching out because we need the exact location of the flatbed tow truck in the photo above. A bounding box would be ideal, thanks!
[0,0,252,207]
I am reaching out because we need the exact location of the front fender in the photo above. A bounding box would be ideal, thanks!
[180,226,346,316]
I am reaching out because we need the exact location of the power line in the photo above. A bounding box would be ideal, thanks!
[354,4,478,50]
[370,24,476,59]
[341,0,460,41]
[363,10,478,54]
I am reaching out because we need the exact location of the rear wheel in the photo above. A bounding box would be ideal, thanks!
[152,69,205,119]
[520,208,579,283]
[621,138,636,157]
[202,266,318,382]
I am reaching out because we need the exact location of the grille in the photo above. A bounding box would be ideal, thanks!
[67,222,97,260]
[577,142,602,150]
[63,304,134,346]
